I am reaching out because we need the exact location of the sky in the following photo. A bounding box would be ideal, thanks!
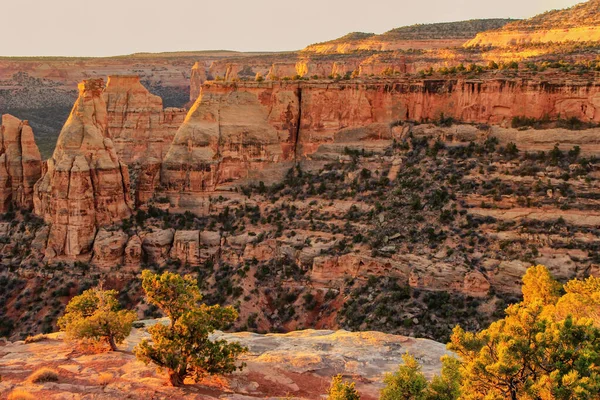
[0,0,584,57]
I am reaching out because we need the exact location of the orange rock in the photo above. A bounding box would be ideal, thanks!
[33,79,133,259]
[103,75,186,166]
[0,115,42,212]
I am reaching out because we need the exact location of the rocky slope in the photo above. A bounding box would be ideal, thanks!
[33,79,133,259]
[0,320,450,400]
[466,0,600,48]
[0,115,42,212]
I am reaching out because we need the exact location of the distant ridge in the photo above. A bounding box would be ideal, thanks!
[466,0,600,47]
[304,19,514,53]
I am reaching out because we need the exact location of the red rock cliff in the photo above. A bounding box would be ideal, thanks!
[103,75,186,165]
[33,79,133,259]
[0,115,42,212]
[161,77,600,210]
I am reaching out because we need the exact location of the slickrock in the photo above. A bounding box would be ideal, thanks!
[0,115,42,212]
[0,323,451,400]
[33,79,133,259]
[103,75,186,166]
[466,0,600,48]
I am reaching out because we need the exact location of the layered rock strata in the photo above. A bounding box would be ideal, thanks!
[103,75,186,165]
[33,79,133,259]
[0,115,42,212]
[164,78,600,208]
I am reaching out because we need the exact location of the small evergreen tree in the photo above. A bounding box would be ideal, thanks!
[134,270,247,386]
[58,288,136,351]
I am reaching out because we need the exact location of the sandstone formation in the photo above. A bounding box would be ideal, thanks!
[91,229,128,269]
[161,82,299,210]
[304,19,513,54]
[164,77,600,208]
[0,322,450,400]
[169,230,201,266]
[141,229,174,265]
[0,115,42,212]
[33,79,133,259]
[103,75,186,165]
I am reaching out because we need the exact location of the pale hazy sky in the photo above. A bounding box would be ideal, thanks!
[0,0,584,57]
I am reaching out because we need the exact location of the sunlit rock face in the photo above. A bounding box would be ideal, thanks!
[163,77,600,213]
[34,79,133,259]
[0,114,42,212]
[103,75,186,165]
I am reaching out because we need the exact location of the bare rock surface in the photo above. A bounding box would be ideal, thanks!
[0,321,450,400]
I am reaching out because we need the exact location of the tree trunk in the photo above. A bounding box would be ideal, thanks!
[107,335,118,351]
[168,370,184,387]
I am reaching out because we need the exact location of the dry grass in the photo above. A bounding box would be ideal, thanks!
[7,390,36,400]
[24,334,48,344]
[96,372,114,386]
[28,367,59,383]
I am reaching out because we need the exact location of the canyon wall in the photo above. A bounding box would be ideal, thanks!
[33,79,133,259]
[163,77,600,208]
[103,75,187,166]
[0,115,42,212]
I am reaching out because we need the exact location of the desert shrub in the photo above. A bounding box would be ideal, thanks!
[28,367,59,383]
[58,288,136,351]
[96,372,114,385]
[327,374,361,399]
[24,333,48,343]
[134,270,247,386]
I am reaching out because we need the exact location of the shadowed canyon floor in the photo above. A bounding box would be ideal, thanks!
[0,319,449,399]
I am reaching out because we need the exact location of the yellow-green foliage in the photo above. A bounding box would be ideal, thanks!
[134,270,247,387]
[449,265,600,400]
[24,334,48,344]
[380,354,429,400]
[28,367,59,383]
[327,374,361,399]
[58,288,136,351]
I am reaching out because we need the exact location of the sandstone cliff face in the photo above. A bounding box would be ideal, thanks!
[161,82,300,208]
[103,75,186,165]
[0,115,42,212]
[166,78,600,204]
[33,79,133,259]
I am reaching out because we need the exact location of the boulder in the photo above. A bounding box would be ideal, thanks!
[91,229,128,269]
[142,229,174,265]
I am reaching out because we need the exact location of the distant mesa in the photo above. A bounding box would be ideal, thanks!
[303,19,515,53]
[466,0,600,47]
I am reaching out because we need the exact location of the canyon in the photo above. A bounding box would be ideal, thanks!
[0,4,600,395]
[0,64,599,343]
